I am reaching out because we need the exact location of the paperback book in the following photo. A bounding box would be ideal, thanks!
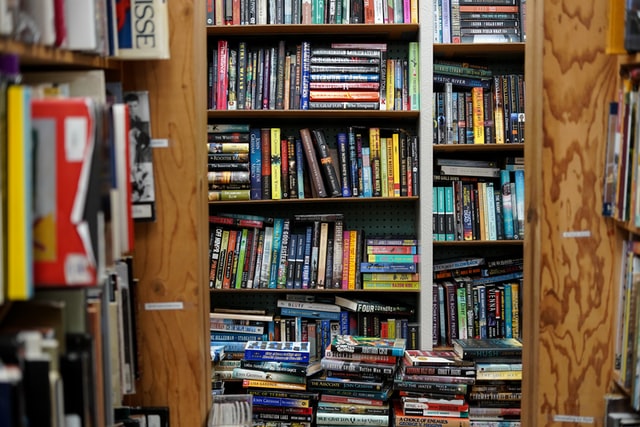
[329,335,406,356]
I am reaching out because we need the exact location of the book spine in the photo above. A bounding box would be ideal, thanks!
[270,127,282,199]
[312,129,342,197]
[336,132,352,197]
[299,128,328,197]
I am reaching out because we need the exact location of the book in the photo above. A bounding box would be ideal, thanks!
[316,411,389,426]
[113,0,170,59]
[403,349,473,367]
[244,341,311,363]
[334,295,415,316]
[452,338,522,360]
[32,97,102,288]
[330,335,406,356]
[311,128,342,197]
[299,128,328,197]
[393,402,471,427]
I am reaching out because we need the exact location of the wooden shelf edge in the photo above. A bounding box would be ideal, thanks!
[210,288,421,293]
[206,23,419,39]
[208,196,419,205]
[432,239,524,246]
[207,109,420,119]
[433,143,524,153]
[0,37,121,69]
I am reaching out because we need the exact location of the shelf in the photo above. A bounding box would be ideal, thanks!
[433,143,524,153]
[208,196,419,206]
[433,239,523,247]
[0,37,120,70]
[434,42,525,59]
[210,288,420,293]
[207,109,420,120]
[207,23,420,40]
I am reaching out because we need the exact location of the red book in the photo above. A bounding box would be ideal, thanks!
[32,98,101,287]
[216,40,229,110]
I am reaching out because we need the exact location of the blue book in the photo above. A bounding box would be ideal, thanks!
[444,185,455,241]
[250,128,262,200]
[503,283,513,338]
[301,225,313,289]
[268,218,284,288]
[472,271,524,286]
[209,341,247,352]
[336,132,352,197]
[500,169,514,240]
[210,332,269,342]
[295,137,306,198]
[361,147,373,197]
[514,169,525,239]
[360,262,417,273]
[279,307,342,321]
[244,341,311,363]
[348,128,359,197]
[300,42,311,110]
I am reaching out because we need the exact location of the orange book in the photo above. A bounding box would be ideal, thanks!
[348,230,358,289]
[471,86,485,144]
[222,229,238,288]
[341,230,351,289]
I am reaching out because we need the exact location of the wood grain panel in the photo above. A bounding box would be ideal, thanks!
[121,0,211,425]
[523,0,620,425]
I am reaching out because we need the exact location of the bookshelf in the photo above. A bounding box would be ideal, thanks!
[205,12,434,352]
[0,0,210,426]
[522,0,621,424]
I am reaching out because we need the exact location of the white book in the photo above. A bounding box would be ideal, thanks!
[113,0,170,59]
[64,0,98,51]
[439,165,500,178]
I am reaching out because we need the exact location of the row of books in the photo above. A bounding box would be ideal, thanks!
[208,125,420,201]
[433,167,525,241]
[208,213,420,290]
[2,68,142,303]
[432,259,523,347]
[0,0,169,59]
[602,77,640,224]
[433,0,525,44]
[433,73,525,145]
[208,40,419,111]
[206,0,419,25]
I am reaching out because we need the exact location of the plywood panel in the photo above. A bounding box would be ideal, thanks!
[523,0,620,425]
[121,0,211,425]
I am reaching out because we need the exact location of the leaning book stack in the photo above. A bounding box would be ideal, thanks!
[453,338,523,425]
[311,335,406,427]
[207,124,252,201]
[241,340,318,426]
[392,349,474,426]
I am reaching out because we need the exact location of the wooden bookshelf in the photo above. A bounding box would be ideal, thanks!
[522,0,620,424]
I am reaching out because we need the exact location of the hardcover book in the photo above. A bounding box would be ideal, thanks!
[452,338,522,360]
[113,0,170,59]
[244,340,311,362]
[330,335,406,356]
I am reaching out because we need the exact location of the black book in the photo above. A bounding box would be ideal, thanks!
[311,129,342,197]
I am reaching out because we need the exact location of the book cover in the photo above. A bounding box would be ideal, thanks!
[316,411,389,426]
[32,97,102,288]
[114,0,170,59]
[334,295,415,316]
[244,341,311,363]
[330,335,406,356]
[452,338,522,360]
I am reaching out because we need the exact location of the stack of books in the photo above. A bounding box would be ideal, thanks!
[333,295,417,346]
[361,236,420,290]
[452,338,523,425]
[207,124,252,201]
[310,335,406,427]
[209,308,275,384]
[393,349,474,426]
[240,340,318,426]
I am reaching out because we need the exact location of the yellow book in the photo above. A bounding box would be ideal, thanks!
[392,132,401,197]
[348,230,358,290]
[477,182,487,241]
[7,85,33,301]
[606,0,626,54]
[475,370,523,381]
[471,86,485,144]
[380,136,388,197]
[388,318,396,338]
[386,59,394,111]
[369,127,382,196]
[511,281,520,339]
[270,127,282,200]
[386,136,394,197]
